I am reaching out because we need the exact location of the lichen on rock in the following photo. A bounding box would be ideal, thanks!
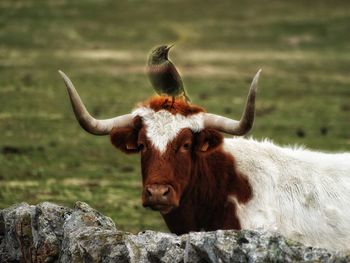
[1,202,349,262]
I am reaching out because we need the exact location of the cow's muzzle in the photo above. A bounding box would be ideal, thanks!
[142,184,178,214]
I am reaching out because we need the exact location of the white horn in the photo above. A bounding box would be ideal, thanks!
[203,69,261,135]
[59,70,133,135]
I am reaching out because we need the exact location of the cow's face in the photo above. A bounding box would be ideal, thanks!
[110,115,223,214]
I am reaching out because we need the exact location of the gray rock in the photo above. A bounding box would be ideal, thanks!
[60,201,130,262]
[0,202,71,263]
[1,202,349,263]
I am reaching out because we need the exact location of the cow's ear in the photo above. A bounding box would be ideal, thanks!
[110,117,142,154]
[195,128,223,154]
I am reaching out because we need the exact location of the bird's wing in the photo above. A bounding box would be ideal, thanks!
[167,61,184,89]
[167,62,191,101]
[148,62,185,97]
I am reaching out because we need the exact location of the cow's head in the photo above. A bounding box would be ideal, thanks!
[59,69,261,214]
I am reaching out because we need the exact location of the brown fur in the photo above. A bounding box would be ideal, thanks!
[161,128,252,234]
[110,116,143,153]
[110,124,252,234]
[138,96,205,116]
[110,96,252,234]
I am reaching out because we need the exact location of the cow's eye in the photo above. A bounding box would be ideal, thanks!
[180,143,191,152]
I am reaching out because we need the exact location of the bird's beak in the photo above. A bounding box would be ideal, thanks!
[166,44,175,51]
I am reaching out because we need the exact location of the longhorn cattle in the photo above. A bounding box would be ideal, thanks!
[59,70,350,251]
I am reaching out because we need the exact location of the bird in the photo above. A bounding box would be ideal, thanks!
[147,44,190,106]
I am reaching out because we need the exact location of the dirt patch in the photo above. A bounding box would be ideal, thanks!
[69,49,323,62]
[73,50,144,61]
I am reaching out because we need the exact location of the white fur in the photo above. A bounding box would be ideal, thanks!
[225,137,350,251]
[133,107,350,251]
[132,107,204,153]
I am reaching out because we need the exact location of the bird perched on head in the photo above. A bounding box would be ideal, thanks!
[147,44,190,105]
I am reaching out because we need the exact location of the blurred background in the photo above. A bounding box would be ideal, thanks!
[1,0,350,233]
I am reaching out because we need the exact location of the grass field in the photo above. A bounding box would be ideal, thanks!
[1,0,350,233]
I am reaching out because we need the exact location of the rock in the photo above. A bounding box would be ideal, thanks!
[1,202,349,262]
[0,202,71,262]
[60,201,130,262]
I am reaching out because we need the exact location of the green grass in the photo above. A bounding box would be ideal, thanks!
[1,0,350,233]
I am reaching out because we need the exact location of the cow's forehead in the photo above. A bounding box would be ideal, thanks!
[132,107,204,153]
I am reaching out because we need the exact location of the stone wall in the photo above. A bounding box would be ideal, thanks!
[0,202,349,262]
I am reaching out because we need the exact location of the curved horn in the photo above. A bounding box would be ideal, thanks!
[203,69,261,135]
[58,70,133,135]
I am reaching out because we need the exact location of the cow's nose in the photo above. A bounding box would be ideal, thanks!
[142,184,178,212]
[146,184,170,199]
